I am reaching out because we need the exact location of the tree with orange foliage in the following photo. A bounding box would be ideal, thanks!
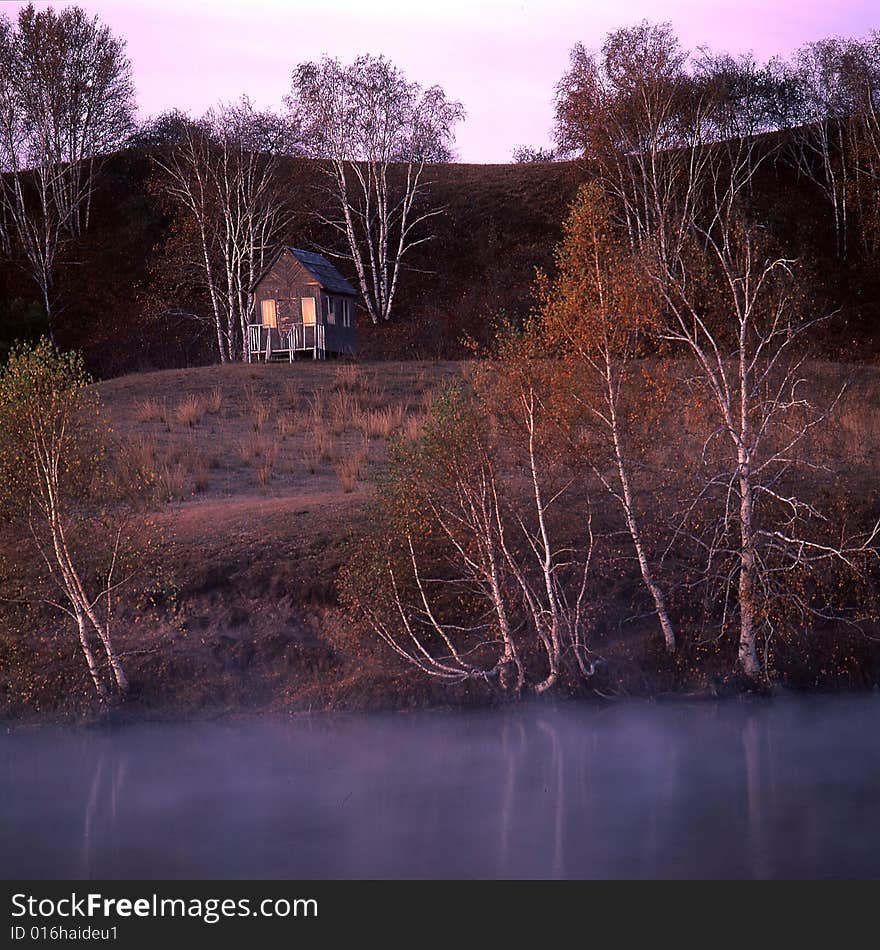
[536,181,677,653]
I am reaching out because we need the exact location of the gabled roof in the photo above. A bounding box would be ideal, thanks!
[287,248,358,296]
[251,246,359,296]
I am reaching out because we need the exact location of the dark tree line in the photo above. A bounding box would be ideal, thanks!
[553,22,880,266]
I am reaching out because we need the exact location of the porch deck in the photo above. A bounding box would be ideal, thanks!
[248,323,324,361]
[248,320,357,361]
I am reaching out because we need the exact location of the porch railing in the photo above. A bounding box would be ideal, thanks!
[247,323,326,362]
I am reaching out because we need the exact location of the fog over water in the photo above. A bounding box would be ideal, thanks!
[3,696,880,879]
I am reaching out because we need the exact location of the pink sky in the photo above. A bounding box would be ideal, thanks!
[5,0,878,162]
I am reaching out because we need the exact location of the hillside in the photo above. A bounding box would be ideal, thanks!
[2,146,875,378]
[2,358,879,721]
[0,153,581,375]
[0,361,472,719]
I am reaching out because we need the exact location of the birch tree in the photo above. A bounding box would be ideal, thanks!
[0,5,135,335]
[787,36,880,258]
[553,22,709,255]
[851,84,880,260]
[554,21,880,677]
[536,182,678,653]
[288,55,464,323]
[0,340,129,701]
[151,100,297,361]
[652,134,878,677]
[342,386,595,695]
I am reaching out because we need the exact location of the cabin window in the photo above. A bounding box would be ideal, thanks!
[342,300,351,326]
[327,296,336,325]
[301,296,316,326]
[261,299,277,328]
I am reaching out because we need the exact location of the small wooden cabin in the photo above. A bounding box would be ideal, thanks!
[249,247,358,361]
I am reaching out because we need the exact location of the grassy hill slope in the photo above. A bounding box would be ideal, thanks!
[6,146,874,377]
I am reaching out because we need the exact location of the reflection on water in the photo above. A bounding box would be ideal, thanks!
[2,696,879,879]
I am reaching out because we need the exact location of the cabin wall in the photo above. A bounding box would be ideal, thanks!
[253,253,321,335]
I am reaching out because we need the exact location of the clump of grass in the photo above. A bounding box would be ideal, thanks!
[257,447,278,489]
[174,394,206,428]
[329,389,358,435]
[112,434,161,503]
[311,420,335,462]
[305,390,325,427]
[189,452,212,493]
[334,448,366,493]
[243,383,273,432]
[236,433,272,465]
[333,363,362,393]
[154,460,189,502]
[357,404,407,439]
[358,383,389,410]
[134,397,167,424]
[206,386,223,414]
[303,442,322,475]
[123,434,161,476]
[277,414,295,440]
[251,402,271,433]
[403,412,425,442]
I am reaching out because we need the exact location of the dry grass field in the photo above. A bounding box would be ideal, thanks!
[102,360,463,507]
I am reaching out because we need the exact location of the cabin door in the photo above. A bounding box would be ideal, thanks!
[301,297,316,326]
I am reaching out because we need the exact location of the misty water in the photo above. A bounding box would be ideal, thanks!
[3,696,880,879]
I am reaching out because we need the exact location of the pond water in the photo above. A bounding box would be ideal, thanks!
[3,696,879,879]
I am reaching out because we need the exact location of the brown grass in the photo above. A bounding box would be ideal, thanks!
[356,404,407,439]
[303,442,322,475]
[134,397,167,424]
[207,386,223,414]
[358,382,391,410]
[306,389,325,425]
[174,394,206,428]
[257,447,278,489]
[98,361,467,507]
[333,363,364,393]
[236,432,272,465]
[277,413,299,440]
[190,454,212,493]
[334,448,367,493]
[314,422,335,462]
[251,402,271,432]
[122,434,161,475]
[154,460,189,502]
[328,389,358,434]
[403,413,426,442]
